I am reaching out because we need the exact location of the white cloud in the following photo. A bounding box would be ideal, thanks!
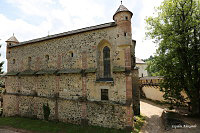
[134,0,163,59]
[6,0,55,17]
[0,14,46,72]
[0,0,164,72]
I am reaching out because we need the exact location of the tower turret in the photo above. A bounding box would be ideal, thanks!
[113,4,133,23]
[6,34,19,46]
[113,4,133,46]
[6,34,19,61]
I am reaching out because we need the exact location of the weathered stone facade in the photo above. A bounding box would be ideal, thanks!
[3,4,139,130]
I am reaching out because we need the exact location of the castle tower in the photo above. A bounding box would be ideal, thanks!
[113,3,133,46]
[6,34,19,46]
[5,34,19,70]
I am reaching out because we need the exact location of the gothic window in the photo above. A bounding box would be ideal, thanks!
[101,89,108,100]
[103,46,111,78]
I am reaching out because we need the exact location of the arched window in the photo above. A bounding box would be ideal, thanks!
[69,51,74,57]
[103,46,111,78]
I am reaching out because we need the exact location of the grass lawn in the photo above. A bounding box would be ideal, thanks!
[0,117,129,133]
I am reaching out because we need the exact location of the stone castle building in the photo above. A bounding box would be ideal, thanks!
[3,4,139,130]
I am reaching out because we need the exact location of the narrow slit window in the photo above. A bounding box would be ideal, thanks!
[101,89,108,100]
[124,32,127,36]
[13,59,15,64]
[45,55,49,62]
[125,16,128,20]
[28,57,31,62]
[28,57,32,68]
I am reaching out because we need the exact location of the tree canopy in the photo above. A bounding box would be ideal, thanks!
[143,56,161,76]
[145,0,200,115]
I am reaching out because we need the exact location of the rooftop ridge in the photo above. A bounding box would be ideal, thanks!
[113,4,133,19]
[9,22,116,48]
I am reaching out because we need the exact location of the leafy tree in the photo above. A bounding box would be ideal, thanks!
[145,0,200,115]
[143,56,161,76]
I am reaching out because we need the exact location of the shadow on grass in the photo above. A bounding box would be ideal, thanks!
[141,114,164,132]
[0,117,129,133]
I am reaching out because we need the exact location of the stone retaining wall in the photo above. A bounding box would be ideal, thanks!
[3,94,130,129]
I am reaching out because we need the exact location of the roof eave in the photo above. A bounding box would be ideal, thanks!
[8,22,117,48]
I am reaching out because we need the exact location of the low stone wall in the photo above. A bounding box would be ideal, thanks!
[3,94,131,129]
[87,102,127,129]
[142,86,165,101]
[141,86,189,103]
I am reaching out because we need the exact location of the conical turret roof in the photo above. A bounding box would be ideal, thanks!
[6,35,19,43]
[113,4,133,19]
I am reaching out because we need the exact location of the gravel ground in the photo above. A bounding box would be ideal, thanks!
[140,99,165,133]
[140,99,200,133]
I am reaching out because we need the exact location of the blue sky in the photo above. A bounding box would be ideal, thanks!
[0,0,163,72]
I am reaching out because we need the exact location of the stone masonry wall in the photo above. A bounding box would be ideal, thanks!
[7,27,128,72]
[3,94,129,129]
[4,19,136,130]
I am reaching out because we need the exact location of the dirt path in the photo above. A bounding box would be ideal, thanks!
[140,99,200,133]
[140,99,165,133]
[0,126,32,133]
[0,129,19,133]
